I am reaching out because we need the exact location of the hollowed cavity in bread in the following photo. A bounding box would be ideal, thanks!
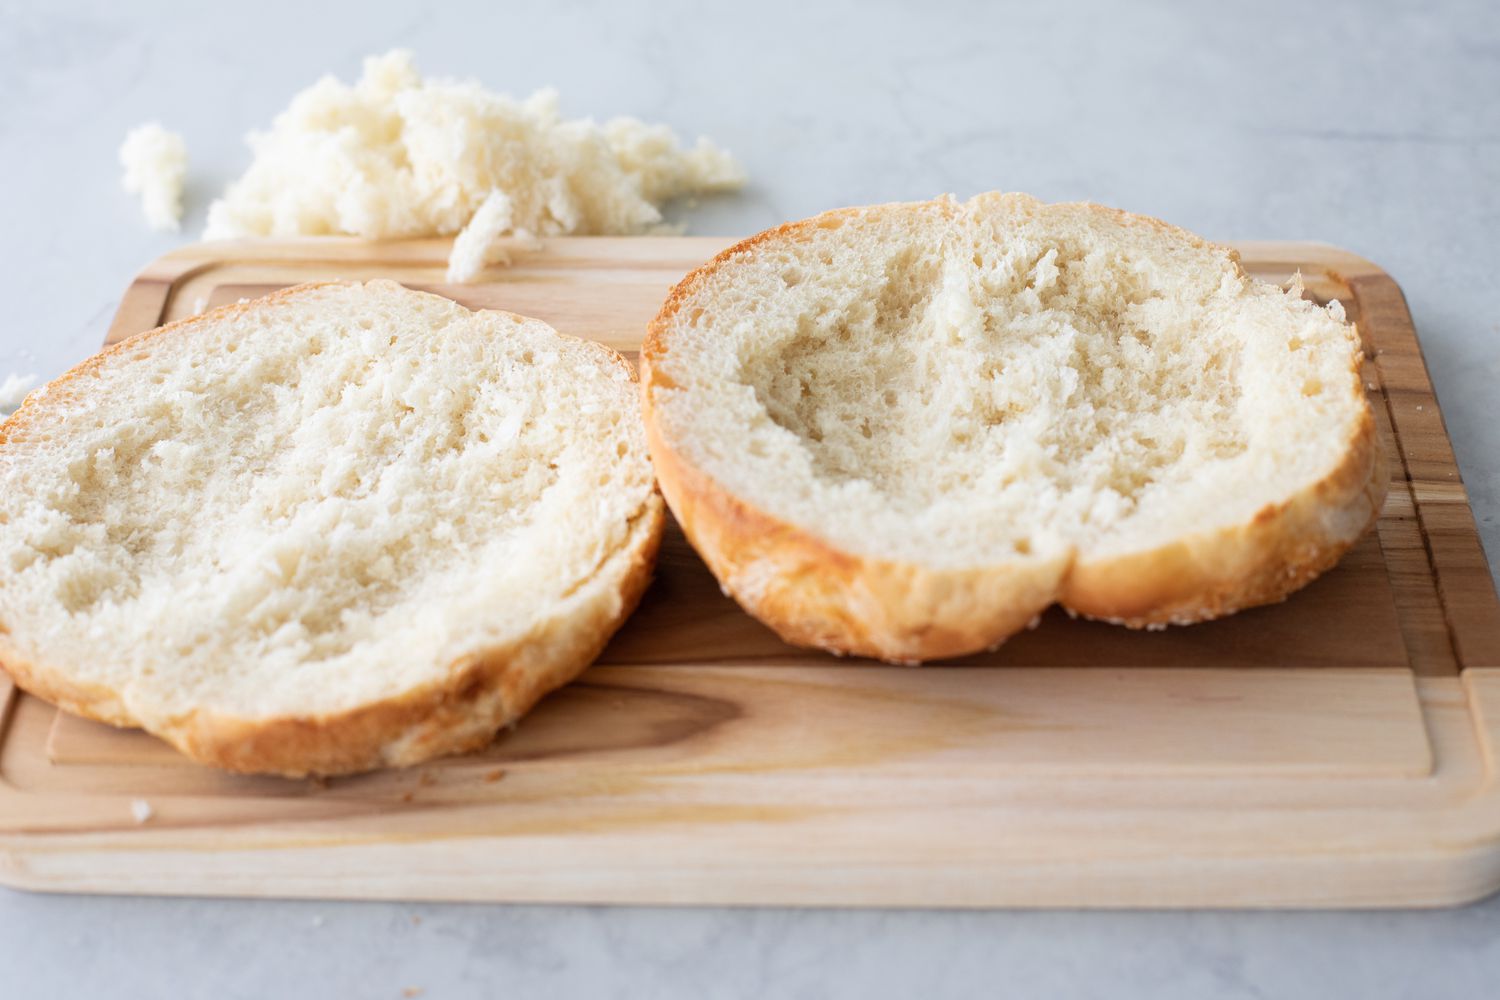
[644,194,1382,658]
[653,195,1367,568]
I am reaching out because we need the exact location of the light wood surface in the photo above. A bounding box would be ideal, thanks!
[2,237,1498,907]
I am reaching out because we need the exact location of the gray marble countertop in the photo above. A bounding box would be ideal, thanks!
[3,0,1498,995]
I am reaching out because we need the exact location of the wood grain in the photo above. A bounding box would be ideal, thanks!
[3,236,1499,908]
[41,664,1431,779]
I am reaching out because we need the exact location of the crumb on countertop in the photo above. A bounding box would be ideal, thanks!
[119,122,187,232]
[1,372,38,412]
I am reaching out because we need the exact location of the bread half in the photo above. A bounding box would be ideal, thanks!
[641,194,1385,662]
[0,281,663,775]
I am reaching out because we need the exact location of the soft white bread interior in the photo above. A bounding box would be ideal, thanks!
[642,194,1385,662]
[0,281,663,775]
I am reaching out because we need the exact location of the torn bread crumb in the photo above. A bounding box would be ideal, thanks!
[120,123,187,232]
[448,190,523,282]
[1,372,37,412]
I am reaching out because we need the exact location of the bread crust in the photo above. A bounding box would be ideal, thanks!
[1061,407,1385,627]
[0,281,666,776]
[153,502,663,776]
[642,410,1067,662]
[641,195,1387,662]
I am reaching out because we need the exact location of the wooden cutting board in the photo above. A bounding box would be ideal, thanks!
[2,236,1498,908]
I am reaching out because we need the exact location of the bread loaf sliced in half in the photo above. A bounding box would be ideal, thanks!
[642,194,1385,662]
[0,281,663,775]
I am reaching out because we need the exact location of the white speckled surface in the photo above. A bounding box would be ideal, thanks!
[3,0,1499,995]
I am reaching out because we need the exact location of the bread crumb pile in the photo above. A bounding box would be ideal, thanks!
[119,123,188,232]
[202,50,745,281]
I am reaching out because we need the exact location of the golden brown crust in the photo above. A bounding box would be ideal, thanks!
[641,194,1387,662]
[0,281,345,447]
[0,637,138,727]
[159,501,664,776]
[0,281,666,776]
[641,407,1066,662]
[1061,418,1386,626]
